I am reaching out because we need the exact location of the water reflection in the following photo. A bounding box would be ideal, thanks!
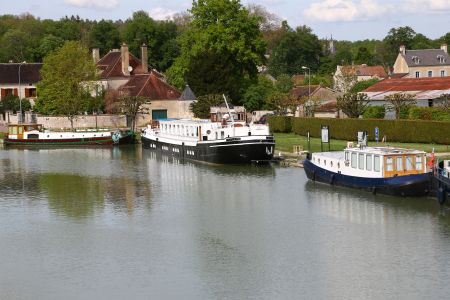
[0,147,151,218]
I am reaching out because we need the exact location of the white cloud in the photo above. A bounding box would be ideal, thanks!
[149,7,178,20]
[64,0,119,10]
[304,0,450,22]
[304,0,391,22]
[404,0,450,13]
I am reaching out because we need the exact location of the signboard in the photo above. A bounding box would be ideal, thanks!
[321,125,329,143]
[375,127,379,142]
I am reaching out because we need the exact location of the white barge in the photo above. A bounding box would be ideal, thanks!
[141,118,275,164]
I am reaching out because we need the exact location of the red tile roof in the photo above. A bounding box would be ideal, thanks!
[119,72,181,100]
[363,76,450,92]
[291,85,320,98]
[341,65,388,78]
[97,51,144,78]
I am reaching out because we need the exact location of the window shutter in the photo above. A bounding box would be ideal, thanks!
[13,88,18,96]
[1,89,5,99]
[25,88,30,98]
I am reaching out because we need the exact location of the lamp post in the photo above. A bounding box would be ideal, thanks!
[301,66,311,117]
[18,61,26,123]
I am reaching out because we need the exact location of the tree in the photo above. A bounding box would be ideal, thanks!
[190,94,224,118]
[435,93,450,111]
[336,92,370,118]
[167,0,266,101]
[0,94,31,113]
[242,75,275,111]
[121,11,180,71]
[90,20,120,56]
[268,24,322,77]
[384,93,416,119]
[350,78,379,93]
[354,46,374,65]
[275,74,293,93]
[117,95,149,131]
[383,26,416,65]
[35,41,97,130]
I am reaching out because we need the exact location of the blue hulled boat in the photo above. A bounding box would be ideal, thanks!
[303,145,431,197]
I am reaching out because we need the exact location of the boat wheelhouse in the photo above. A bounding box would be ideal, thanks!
[303,145,431,197]
[141,118,275,164]
[4,123,135,146]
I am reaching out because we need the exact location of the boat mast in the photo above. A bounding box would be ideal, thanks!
[222,94,235,126]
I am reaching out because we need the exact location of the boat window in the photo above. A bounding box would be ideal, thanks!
[337,162,340,168]
[221,131,225,139]
[351,152,357,168]
[386,157,393,171]
[345,151,349,161]
[396,156,403,171]
[358,153,364,170]
[18,127,23,134]
[215,132,218,140]
[406,156,414,170]
[324,160,327,166]
[330,161,333,167]
[366,154,373,171]
[374,155,380,172]
[416,156,423,170]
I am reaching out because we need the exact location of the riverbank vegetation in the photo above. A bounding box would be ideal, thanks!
[274,133,450,154]
[269,116,450,144]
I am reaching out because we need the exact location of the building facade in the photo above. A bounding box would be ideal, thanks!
[392,44,450,78]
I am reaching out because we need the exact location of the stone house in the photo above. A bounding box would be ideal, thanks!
[392,44,450,78]
[0,63,42,103]
[94,43,194,124]
[333,64,387,92]
[291,85,343,117]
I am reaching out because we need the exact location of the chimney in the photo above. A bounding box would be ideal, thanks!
[92,48,100,64]
[399,45,406,55]
[121,43,130,76]
[441,44,448,53]
[141,44,148,74]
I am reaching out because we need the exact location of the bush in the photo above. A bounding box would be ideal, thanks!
[408,106,450,121]
[363,106,385,119]
[268,116,450,144]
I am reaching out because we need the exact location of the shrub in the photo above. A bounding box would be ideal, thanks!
[268,116,450,144]
[363,106,385,119]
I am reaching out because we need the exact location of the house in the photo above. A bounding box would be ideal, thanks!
[363,76,450,118]
[94,43,193,122]
[291,85,343,117]
[0,63,42,103]
[333,64,387,92]
[392,44,450,78]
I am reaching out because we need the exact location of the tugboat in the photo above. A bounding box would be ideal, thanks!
[303,142,431,197]
[4,123,135,146]
[141,98,275,164]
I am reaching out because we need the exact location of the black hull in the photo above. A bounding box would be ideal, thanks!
[141,136,275,164]
[303,158,431,197]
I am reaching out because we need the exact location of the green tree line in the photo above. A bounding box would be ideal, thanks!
[3,1,450,111]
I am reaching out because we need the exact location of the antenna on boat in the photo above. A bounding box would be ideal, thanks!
[222,94,235,126]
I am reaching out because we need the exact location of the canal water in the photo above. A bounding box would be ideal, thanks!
[1,146,450,300]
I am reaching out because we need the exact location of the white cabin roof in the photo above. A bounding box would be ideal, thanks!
[345,146,425,156]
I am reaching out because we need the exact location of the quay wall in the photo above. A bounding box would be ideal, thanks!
[0,112,152,131]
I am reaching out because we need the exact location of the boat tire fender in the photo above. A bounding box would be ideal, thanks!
[329,174,335,185]
[437,187,446,205]
[372,187,377,195]
[312,170,316,181]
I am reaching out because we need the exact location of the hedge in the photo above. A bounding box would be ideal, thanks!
[268,116,450,144]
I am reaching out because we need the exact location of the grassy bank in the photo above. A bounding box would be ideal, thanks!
[274,133,450,154]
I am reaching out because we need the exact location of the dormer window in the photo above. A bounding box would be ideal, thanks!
[411,56,421,64]
[437,55,446,64]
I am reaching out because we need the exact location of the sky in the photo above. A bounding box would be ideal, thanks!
[3,0,450,41]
